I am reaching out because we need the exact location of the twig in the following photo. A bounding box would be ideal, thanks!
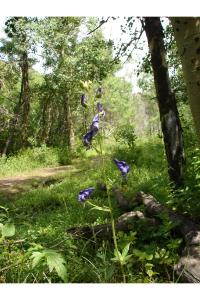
[87,17,110,35]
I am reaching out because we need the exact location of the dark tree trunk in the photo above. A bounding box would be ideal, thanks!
[2,101,21,156]
[63,94,75,149]
[38,97,53,144]
[144,17,185,187]
[19,51,30,148]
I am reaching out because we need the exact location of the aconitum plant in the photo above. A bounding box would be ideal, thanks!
[90,114,99,132]
[78,187,95,202]
[97,102,105,117]
[113,159,130,177]
[83,114,99,148]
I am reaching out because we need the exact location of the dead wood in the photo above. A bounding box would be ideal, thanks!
[135,191,200,283]
[66,210,157,240]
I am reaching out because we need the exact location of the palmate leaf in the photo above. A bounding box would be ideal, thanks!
[31,251,45,268]
[30,249,68,282]
[122,243,131,259]
[1,222,15,238]
[44,250,68,283]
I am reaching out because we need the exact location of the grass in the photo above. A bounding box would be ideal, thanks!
[0,136,189,283]
[0,145,72,178]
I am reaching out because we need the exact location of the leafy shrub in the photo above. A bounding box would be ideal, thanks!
[56,147,72,165]
[114,123,137,149]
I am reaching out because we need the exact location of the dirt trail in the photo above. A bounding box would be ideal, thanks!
[0,156,103,199]
[0,165,72,198]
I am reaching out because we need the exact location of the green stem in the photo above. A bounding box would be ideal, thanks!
[99,129,126,283]
[107,189,126,283]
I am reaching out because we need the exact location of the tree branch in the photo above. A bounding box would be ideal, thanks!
[87,17,110,35]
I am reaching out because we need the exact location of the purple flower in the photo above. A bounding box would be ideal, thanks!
[82,114,100,149]
[78,187,95,202]
[83,130,94,148]
[113,159,130,177]
[97,102,105,117]
[96,87,103,98]
[90,114,99,132]
[81,94,87,108]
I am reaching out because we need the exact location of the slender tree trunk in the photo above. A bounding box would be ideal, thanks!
[144,17,185,187]
[63,95,75,149]
[19,51,30,148]
[39,97,53,144]
[170,17,200,142]
[2,101,21,155]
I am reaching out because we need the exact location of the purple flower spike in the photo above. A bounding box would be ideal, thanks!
[113,159,130,177]
[78,187,95,202]
[97,102,105,117]
[81,94,87,108]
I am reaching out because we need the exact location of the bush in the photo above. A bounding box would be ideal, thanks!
[56,147,72,165]
[114,123,137,149]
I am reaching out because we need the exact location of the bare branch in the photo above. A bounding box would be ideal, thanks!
[87,17,110,35]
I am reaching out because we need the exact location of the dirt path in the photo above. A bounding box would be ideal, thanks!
[0,156,104,200]
[0,165,73,199]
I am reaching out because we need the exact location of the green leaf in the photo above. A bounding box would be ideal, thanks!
[87,201,110,212]
[44,250,68,282]
[133,249,153,261]
[1,222,15,238]
[122,243,131,259]
[146,269,154,278]
[31,251,45,268]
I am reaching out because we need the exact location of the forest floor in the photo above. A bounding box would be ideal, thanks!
[0,139,185,283]
[0,165,70,198]
[0,156,101,199]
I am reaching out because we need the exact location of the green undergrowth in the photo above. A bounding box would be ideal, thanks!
[0,136,187,283]
[0,145,72,177]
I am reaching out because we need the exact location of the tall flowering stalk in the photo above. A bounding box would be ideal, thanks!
[78,86,126,283]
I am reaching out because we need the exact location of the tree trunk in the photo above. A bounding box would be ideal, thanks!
[144,17,185,187]
[170,17,200,142]
[63,94,75,150]
[19,51,30,148]
[2,101,21,155]
[38,97,53,144]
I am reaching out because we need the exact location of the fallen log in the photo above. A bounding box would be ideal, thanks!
[66,210,157,240]
[112,187,134,211]
[135,191,200,283]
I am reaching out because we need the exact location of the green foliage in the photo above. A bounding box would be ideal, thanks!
[29,247,67,282]
[0,206,15,241]
[0,145,71,177]
[0,16,199,284]
[114,123,137,149]
[0,222,15,238]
